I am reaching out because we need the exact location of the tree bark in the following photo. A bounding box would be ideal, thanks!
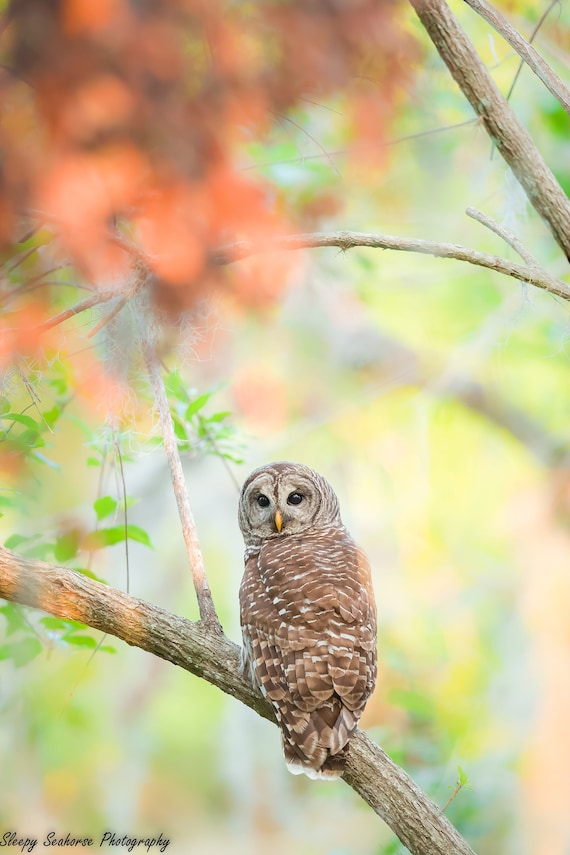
[0,545,476,855]
[213,230,570,300]
[463,0,570,116]
[409,0,570,261]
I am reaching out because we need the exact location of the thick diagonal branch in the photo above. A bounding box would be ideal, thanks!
[0,546,475,855]
[409,0,570,261]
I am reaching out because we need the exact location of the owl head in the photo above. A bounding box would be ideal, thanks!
[238,461,342,544]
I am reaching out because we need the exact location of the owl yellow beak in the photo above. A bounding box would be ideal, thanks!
[274,509,283,532]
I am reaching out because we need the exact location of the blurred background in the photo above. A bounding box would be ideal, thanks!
[1,0,569,853]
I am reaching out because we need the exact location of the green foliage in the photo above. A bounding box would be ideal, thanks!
[93,495,118,521]
[456,765,472,791]
[83,524,153,550]
[164,371,245,463]
[0,636,42,667]
[0,356,241,672]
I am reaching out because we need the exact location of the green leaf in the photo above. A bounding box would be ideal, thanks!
[0,603,29,636]
[54,529,80,562]
[86,456,102,467]
[18,429,44,448]
[172,415,188,442]
[457,765,472,788]
[164,370,190,403]
[206,410,231,423]
[84,525,153,550]
[125,525,153,548]
[55,618,87,632]
[0,637,43,667]
[49,377,68,396]
[4,533,39,550]
[0,397,10,415]
[93,495,118,521]
[100,645,117,654]
[0,413,38,430]
[39,616,69,631]
[42,405,62,429]
[185,392,212,419]
[62,634,98,648]
[22,542,55,560]
[72,567,106,583]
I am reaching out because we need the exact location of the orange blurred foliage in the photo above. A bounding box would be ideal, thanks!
[0,0,415,355]
[232,364,289,434]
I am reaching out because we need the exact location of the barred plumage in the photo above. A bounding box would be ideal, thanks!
[238,461,377,779]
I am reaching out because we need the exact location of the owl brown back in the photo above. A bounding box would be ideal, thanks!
[238,461,377,779]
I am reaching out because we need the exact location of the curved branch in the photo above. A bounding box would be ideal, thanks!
[463,0,570,115]
[409,0,570,261]
[0,545,475,855]
[465,206,538,266]
[213,230,570,300]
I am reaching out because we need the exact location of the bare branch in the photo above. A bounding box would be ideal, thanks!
[212,230,570,300]
[465,206,538,266]
[0,546,476,855]
[142,341,221,629]
[463,0,570,115]
[409,0,570,261]
[39,291,117,331]
[85,297,128,339]
[504,0,560,104]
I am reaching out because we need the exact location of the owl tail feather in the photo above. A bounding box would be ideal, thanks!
[281,703,356,779]
[284,745,349,780]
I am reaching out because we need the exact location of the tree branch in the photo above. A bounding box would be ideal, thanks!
[0,545,476,855]
[142,341,221,629]
[409,0,570,261]
[465,206,538,266]
[39,291,116,331]
[212,230,570,300]
[463,0,570,116]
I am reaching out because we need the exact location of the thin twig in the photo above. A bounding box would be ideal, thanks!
[442,782,463,813]
[6,246,39,273]
[464,0,569,114]
[212,229,570,300]
[143,340,221,629]
[114,438,130,594]
[38,291,118,332]
[17,364,54,435]
[241,118,478,172]
[86,297,128,339]
[505,0,560,103]
[272,111,341,177]
[465,206,538,266]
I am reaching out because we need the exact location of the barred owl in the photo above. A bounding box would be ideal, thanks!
[238,461,377,780]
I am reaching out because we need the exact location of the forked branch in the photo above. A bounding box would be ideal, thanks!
[409,0,570,261]
[0,546,476,855]
[463,0,570,115]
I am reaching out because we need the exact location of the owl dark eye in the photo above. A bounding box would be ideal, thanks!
[257,494,270,508]
[287,492,303,506]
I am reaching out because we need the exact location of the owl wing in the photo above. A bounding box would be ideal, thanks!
[239,534,377,776]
